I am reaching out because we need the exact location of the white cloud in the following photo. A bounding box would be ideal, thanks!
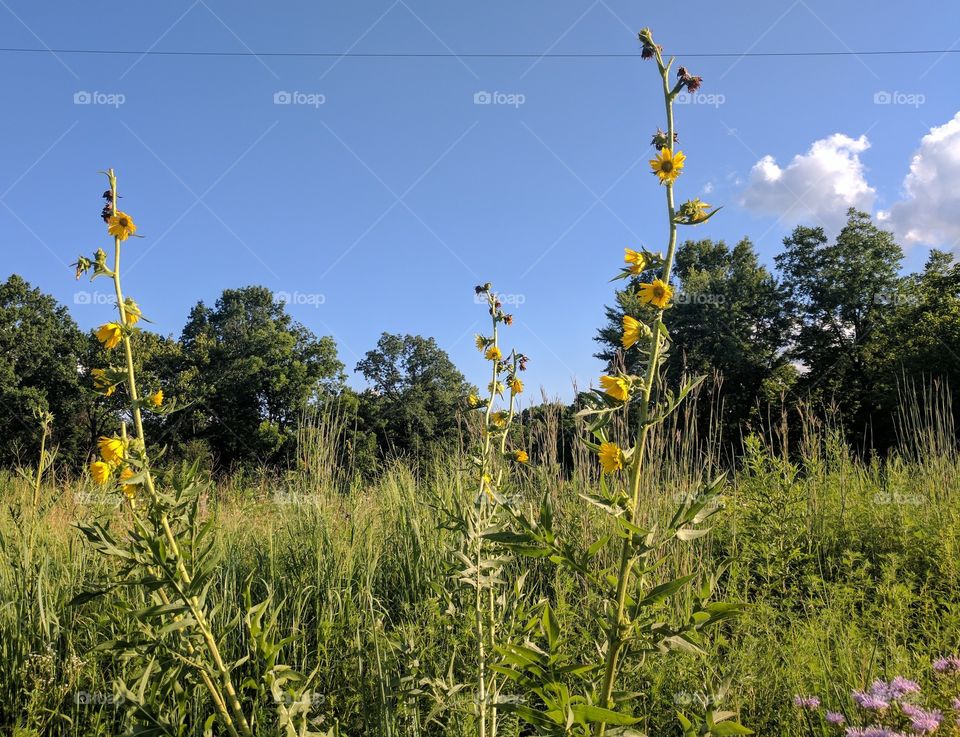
[878,112,960,249]
[740,133,876,231]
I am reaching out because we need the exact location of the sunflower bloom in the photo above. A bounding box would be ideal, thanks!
[649,148,686,185]
[475,335,488,352]
[95,323,123,350]
[509,377,523,394]
[490,411,508,427]
[638,278,673,309]
[90,460,111,485]
[600,375,630,402]
[98,436,125,465]
[624,248,647,275]
[598,442,624,474]
[511,449,529,464]
[123,298,142,326]
[468,393,481,407]
[485,346,502,361]
[148,389,164,408]
[622,315,645,350]
[107,211,137,241]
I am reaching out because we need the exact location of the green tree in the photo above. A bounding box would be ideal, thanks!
[0,275,90,467]
[596,238,792,440]
[178,286,344,469]
[354,333,472,464]
[776,208,903,433]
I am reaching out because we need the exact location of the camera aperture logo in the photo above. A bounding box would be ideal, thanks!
[274,90,326,108]
[474,90,526,108]
[74,91,126,108]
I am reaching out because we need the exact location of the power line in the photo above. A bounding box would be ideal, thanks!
[0,46,958,59]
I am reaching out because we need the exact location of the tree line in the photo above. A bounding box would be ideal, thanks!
[2,209,959,474]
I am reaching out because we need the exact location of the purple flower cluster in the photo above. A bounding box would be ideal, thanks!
[792,658,960,737]
[933,657,960,675]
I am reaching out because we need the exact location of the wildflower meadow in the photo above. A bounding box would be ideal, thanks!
[4,16,960,737]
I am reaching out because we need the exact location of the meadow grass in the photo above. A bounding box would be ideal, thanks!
[3,396,960,736]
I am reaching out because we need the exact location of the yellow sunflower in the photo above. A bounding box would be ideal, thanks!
[511,449,529,464]
[95,323,123,350]
[624,248,647,275]
[107,211,137,241]
[98,436,125,465]
[123,298,142,326]
[475,335,487,352]
[509,377,523,394]
[638,278,673,309]
[148,389,164,408]
[598,442,624,474]
[468,393,481,407]
[485,346,502,361]
[599,375,630,402]
[89,460,112,485]
[490,411,508,427]
[622,315,644,349]
[649,148,686,185]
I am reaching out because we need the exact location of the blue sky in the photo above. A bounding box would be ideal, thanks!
[3,1,960,399]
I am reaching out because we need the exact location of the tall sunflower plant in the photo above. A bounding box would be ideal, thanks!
[71,171,325,737]
[487,29,748,737]
[433,283,531,737]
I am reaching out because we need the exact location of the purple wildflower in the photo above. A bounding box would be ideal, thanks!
[933,657,960,674]
[887,676,921,698]
[952,697,960,710]
[794,695,821,710]
[853,690,890,711]
[826,711,846,725]
[906,707,942,734]
[845,727,907,737]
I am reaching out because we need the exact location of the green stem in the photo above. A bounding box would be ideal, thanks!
[595,48,679,736]
[106,169,253,737]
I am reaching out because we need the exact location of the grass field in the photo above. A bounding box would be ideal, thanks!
[3,399,960,737]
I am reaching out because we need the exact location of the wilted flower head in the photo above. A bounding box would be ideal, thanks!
[638,27,661,60]
[677,66,703,93]
[650,128,679,151]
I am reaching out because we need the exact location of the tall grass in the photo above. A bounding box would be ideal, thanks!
[2,384,960,736]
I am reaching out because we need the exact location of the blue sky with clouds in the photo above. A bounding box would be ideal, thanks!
[2,0,959,399]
